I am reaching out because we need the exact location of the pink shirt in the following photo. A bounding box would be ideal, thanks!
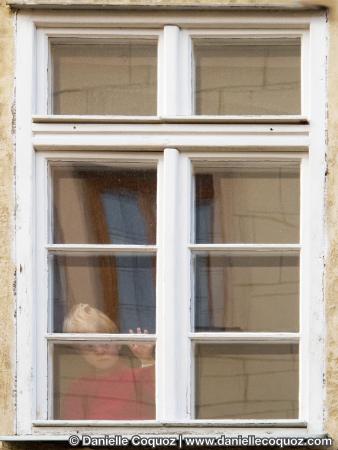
[61,365,155,420]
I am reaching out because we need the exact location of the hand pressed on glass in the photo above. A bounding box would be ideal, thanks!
[129,328,155,368]
[58,303,155,420]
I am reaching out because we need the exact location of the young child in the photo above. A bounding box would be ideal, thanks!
[60,303,155,420]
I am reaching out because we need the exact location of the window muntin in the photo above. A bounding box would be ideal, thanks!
[193,38,301,116]
[51,39,158,115]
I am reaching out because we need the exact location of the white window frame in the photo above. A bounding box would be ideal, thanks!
[14,9,327,439]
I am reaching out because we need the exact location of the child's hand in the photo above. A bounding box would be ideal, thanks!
[128,328,155,365]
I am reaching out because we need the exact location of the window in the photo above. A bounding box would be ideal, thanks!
[15,10,326,437]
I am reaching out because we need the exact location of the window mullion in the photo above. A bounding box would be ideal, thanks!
[159,25,180,116]
[179,30,194,115]
[300,31,310,118]
[157,148,188,421]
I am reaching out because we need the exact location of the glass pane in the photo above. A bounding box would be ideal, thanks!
[194,166,299,243]
[52,164,157,244]
[52,342,155,420]
[195,343,298,419]
[51,40,157,115]
[194,253,299,332]
[51,254,156,334]
[194,39,301,115]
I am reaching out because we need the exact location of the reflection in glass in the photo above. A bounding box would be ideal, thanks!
[194,39,301,115]
[52,165,157,244]
[195,343,298,419]
[53,342,155,420]
[52,41,157,115]
[51,254,156,334]
[194,253,299,332]
[195,166,299,243]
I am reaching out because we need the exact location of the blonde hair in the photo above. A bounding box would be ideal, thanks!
[63,303,118,333]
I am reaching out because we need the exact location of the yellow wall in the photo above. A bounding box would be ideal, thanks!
[0,0,15,439]
[1,0,338,448]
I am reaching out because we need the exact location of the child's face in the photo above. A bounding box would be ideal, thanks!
[80,343,121,370]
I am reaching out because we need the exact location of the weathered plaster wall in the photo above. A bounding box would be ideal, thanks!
[320,2,338,445]
[1,0,338,449]
[0,0,15,440]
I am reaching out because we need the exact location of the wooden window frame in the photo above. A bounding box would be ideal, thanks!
[14,9,327,439]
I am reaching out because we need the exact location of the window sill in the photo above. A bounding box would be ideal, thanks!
[3,421,332,444]
[32,419,307,428]
[2,429,333,444]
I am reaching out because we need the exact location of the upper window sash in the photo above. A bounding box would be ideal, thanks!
[35,26,309,119]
